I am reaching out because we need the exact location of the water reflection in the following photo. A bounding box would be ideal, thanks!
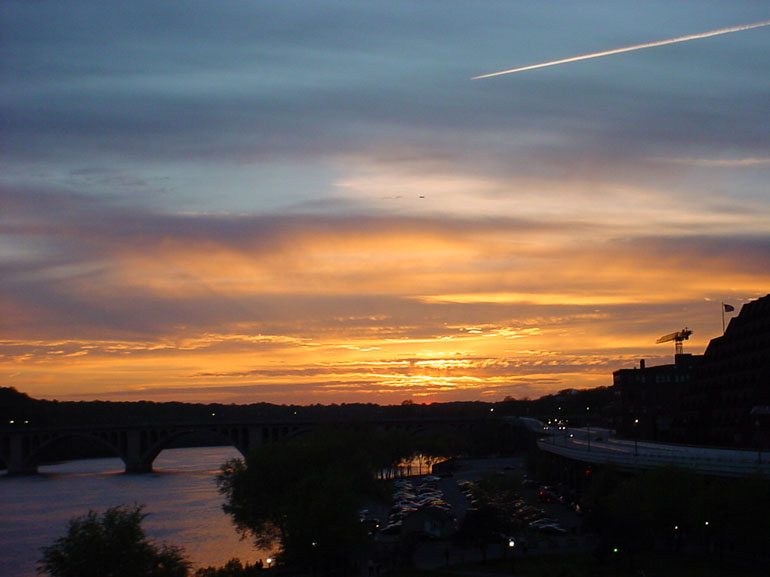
[381,453,445,479]
[0,447,264,577]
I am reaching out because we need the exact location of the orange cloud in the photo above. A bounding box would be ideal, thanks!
[2,189,768,403]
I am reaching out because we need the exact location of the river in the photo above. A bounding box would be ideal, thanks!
[0,446,267,577]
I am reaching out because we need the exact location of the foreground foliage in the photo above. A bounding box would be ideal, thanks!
[217,427,381,571]
[217,426,436,573]
[583,465,770,562]
[424,549,770,577]
[38,505,191,577]
[194,558,264,576]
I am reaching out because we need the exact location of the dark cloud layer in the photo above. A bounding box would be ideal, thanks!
[3,1,768,168]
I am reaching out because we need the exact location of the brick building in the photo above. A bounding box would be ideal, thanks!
[678,294,770,447]
[614,294,770,448]
[614,354,701,442]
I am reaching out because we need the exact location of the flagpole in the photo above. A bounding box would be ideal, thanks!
[721,302,735,334]
[722,302,725,334]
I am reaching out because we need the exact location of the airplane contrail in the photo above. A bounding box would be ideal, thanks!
[473,20,770,79]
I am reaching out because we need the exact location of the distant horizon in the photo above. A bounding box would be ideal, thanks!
[6,382,601,406]
[3,2,769,405]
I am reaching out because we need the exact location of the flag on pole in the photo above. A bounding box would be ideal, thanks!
[721,302,735,334]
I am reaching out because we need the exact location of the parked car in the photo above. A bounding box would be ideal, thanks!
[535,523,568,535]
[537,487,557,503]
[529,518,559,528]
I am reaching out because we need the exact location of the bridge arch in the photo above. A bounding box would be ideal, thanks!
[119,426,255,473]
[132,426,253,473]
[2,430,126,475]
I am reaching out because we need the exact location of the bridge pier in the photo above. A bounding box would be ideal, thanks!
[5,435,39,475]
[122,430,153,473]
[124,459,154,474]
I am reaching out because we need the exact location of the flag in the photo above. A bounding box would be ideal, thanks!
[723,303,735,312]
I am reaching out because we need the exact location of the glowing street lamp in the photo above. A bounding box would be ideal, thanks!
[633,419,639,456]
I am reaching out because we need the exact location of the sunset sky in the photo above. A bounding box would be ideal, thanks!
[2,1,769,404]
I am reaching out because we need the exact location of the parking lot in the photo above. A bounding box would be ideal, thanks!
[368,456,595,570]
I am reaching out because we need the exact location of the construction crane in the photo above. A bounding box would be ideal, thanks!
[656,328,693,355]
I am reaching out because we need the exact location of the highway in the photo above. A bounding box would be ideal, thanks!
[532,421,770,478]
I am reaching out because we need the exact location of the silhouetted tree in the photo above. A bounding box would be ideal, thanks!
[39,505,190,577]
[454,505,501,562]
[194,558,262,576]
[587,464,770,568]
[217,426,394,573]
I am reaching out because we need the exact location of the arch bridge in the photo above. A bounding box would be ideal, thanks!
[0,421,314,475]
[0,417,489,475]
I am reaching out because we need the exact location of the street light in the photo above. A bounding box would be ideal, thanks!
[586,406,591,452]
[633,419,639,456]
[547,420,555,445]
[756,418,762,464]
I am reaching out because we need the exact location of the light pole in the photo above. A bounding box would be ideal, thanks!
[586,406,591,452]
[756,418,762,464]
[633,418,639,456]
[552,421,556,445]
